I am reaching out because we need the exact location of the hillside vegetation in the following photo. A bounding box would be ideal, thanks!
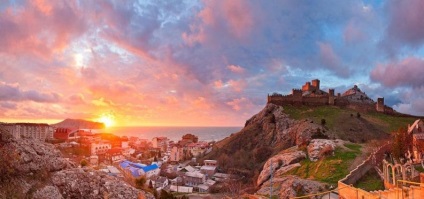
[282,105,418,142]
[204,103,419,190]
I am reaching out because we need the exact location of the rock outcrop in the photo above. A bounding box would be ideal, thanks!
[257,150,306,186]
[256,175,326,199]
[307,139,336,161]
[0,133,153,199]
[52,168,153,199]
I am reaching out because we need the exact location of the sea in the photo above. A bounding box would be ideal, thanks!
[102,126,242,142]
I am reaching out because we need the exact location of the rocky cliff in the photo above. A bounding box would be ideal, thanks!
[0,129,153,199]
[204,103,327,179]
[52,118,105,129]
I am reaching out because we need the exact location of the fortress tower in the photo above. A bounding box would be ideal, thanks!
[311,79,320,91]
[328,89,335,105]
[376,98,385,112]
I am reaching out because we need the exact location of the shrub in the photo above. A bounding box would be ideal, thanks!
[356,112,361,118]
[321,119,326,125]
[135,176,147,189]
[80,159,88,167]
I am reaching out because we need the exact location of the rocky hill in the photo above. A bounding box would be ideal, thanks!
[52,118,105,129]
[203,103,419,197]
[0,129,153,199]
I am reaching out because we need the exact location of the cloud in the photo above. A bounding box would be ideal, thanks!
[370,57,424,88]
[383,0,424,52]
[318,42,351,77]
[0,82,61,103]
[227,65,245,74]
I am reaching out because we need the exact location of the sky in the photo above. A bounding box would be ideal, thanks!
[0,0,423,126]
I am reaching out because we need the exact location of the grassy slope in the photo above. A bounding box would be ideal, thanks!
[282,105,418,142]
[284,143,362,186]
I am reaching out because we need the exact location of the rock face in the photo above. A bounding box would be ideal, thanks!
[307,139,336,161]
[4,138,74,173]
[256,175,326,199]
[52,168,154,199]
[0,134,153,199]
[257,150,306,186]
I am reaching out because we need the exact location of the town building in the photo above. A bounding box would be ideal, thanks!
[148,176,169,191]
[0,123,53,141]
[200,160,217,177]
[119,160,160,179]
[170,145,184,162]
[408,119,424,161]
[105,148,124,163]
[152,137,168,152]
[187,141,209,157]
[90,141,112,155]
[184,171,205,186]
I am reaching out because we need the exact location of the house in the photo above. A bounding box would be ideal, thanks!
[90,141,112,155]
[119,160,160,179]
[105,148,124,163]
[169,185,193,193]
[184,171,205,186]
[148,176,169,190]
[89,155,99,165]
[200,160,217,177]
[187,141,209,157]
[409,119,424,161]
[170,145,184,162]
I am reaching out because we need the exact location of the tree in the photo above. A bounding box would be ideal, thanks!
[154,156,158,162]
[392,127,411,161]
[321,119,326,125]
[80,159,88,167]
[135,176,147,189]
[149,180,153,189]
[356,112,361,118]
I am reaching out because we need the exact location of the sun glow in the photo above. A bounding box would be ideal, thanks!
[98,113,115,127]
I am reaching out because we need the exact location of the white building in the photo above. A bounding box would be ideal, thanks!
[0,123,53,141]
[90,142,112,155]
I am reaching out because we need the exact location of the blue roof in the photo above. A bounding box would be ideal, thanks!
[119,160,158,177]
[142,164,159,172]
[128,167,141,178]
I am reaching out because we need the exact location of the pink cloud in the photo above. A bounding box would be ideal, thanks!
[386,0,424,47]
[226,97,253,111]
[227,64,245,73]
[343,21,365,44]
[183,0,255,45]
[318,42,350,77]
[371,57,424,88]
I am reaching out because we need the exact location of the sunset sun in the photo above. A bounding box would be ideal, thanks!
[98,114,115,127]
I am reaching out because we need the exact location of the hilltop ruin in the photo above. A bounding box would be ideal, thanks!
[267,79,394,113]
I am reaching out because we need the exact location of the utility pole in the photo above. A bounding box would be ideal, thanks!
[270,159,273,199]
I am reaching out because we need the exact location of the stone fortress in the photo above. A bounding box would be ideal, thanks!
[267,79,394,113]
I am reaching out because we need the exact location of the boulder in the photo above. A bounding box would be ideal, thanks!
[307,139,336,161]
[33,186,63,199]
[256,175,326,199]
[257,150,306,186]
[52,168,155,199]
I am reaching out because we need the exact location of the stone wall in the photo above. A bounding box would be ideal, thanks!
[338,143,391,199]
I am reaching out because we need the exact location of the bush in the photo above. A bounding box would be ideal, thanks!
[321,119,326,125]
[80,159,88,167]
[356,112,361,118]
[135,176,147,189]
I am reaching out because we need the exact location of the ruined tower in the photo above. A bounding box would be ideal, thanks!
[311,79,320,91]
[328,89,335,105]
[376,98,385,112]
